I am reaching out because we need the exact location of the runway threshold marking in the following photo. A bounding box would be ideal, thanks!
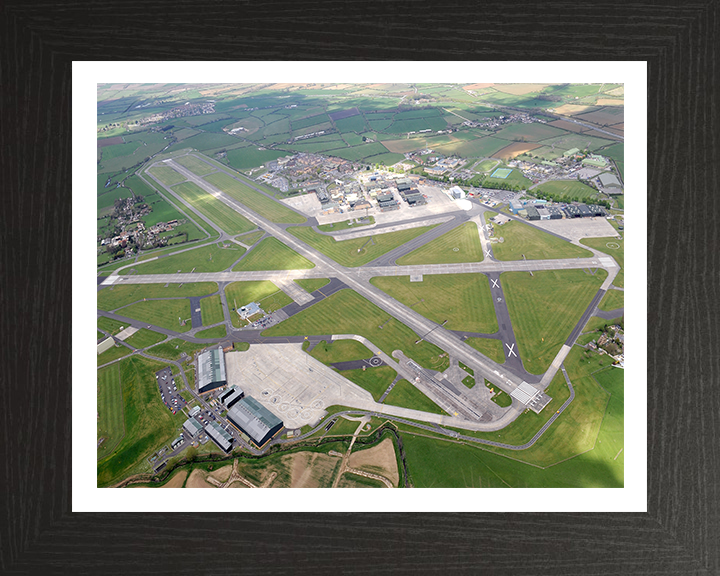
[490,278,499,289]
[505,343,517,358]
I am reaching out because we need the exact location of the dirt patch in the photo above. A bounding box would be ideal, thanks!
[463,83,494,91]
[160,469,188,488]
[97,136,123,148]
[289,451,342,488]
[596,98,624,107]
[348,437,399,487]
[494,142,541,160]
[553,104,597,116]
[207,465,232,483]
[226,480,250,488]
[185,468,215,488]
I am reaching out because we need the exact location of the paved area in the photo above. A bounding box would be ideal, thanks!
[529,217,619,242]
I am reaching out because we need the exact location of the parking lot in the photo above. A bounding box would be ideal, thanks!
[155,366,186,415]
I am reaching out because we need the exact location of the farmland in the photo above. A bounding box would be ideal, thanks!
[502,269,607,374]
[369,274,498,333]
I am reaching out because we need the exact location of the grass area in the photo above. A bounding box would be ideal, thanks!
[148,165,186,186]
[288,224,438,267]
[146,338,207,362]
[170,181,255,235]
[232,237,314,271]
[235,230,264,245]
[583,315,623,333]
[225,281,292,328]
[98,331,105,340]
[98,316,129,335]
[264,289,449,371]
[128,243,245,275]
[369,274,498,333]
[476,159,500,173]
[482,167,533,190]
[203,171,306,224]
[395,222,483,265]
[97,364,125,458]
[117,300,192,333]
[502,269,607,374]
[465,338,505,364]
[174,154,215,176]
[534,179,599,201]
[310,339,373,365]
[294,278,330,293]
[488,218,592,261]
[124,329,167,349]
[458,362,473,376]
[599,288,624,312]
[97,356,187,487]
[339,366,396,402]
[195,325,227,339]
[325,416,365,437]
[485,380,512,407]
[384,379,448,415]
[200,295,225,325]
[97,343,133,366]
[462,375,475,388]
[316,216,375,232]
[580,236,624,288]
[98,283,217,311]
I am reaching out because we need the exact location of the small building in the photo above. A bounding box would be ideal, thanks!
[183,418,203,437]
[206,421,233,453]
[188,405,201,418]
[599,172,622,190]
[405,193,426,206]
[578,204,592,217]
[546,206,563,220]
[395,178,412,191]
[197,348,227,394]
[563,205,583,218]
[220,385,245,409]
[582,155,607,168]
[563,147,580,157]
[227,396,284,448]
[509,200,523,214]
[536,207,551,220]
[532,199,547,205]
[171,437,184,450]
[525,205,540,221]
[449,186,465,199]
[97,337,114,355]
[237,302,261,320]
[587,204,608,217]
[315,189,329,204]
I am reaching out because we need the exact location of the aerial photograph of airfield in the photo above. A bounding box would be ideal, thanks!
[96,82,625,488]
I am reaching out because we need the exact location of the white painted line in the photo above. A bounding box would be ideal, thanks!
[505,343,517,358]
[490,278,499,289]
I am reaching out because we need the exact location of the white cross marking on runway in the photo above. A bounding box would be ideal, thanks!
[505,343,517,357]
[485,249,492,257]
[490,278,499,289]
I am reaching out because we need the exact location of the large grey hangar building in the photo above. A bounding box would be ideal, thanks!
[197,347,227,394]
[227,396,284,448]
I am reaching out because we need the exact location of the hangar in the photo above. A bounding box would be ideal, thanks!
[197,347,227,394]
[227,396,284,448]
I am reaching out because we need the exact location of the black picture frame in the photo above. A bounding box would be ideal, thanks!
[2,1,718,574]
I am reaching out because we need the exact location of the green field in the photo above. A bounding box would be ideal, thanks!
[384,379,447,415]
[288,224,438,267]
[225,147,293,171]
[310,339,373,365]
[148,165,186,186]
[435,136,508,158]
[370,274,498,333]
[396,222,483,265]
[580,236,624,288]
[225,281,292,328]
[600,142,624,180]
[128,243,245,275]
[502,269,607,374]
[326,142,390,162]
[613,195,624,210]
[195,325,227,339]
[465,337,505,364]
[98,316,130,335]
[97,356,187,486]
[294,278,330,293]
[170,181,255,235]
[335,114,369,133]
[98,283,217,310]
[97,343,133,366]
[232,237,314,271]
[317,216,375,232]
[124,329,167,349]
[200,295,225,325]
[493,123,569,142]
[339,366,397,402]
[235,230,264,245]
[476,159,501,172]
[174,154,216,175]
[97,364,126,458]
[264,289,449,371]
[98,132,169,174]
[204,171,306,224]
[145,338,207,362]
[489,218,592,261]
[482,168,533,190]
[599,288,624,312]
[534,179,599,201]
[462,375,475,388]
[117,300,193,332]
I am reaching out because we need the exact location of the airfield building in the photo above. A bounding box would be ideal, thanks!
[599,172,623,192]
[183,418,203,437]
[220,385,245,409]
[206,421,233,453]
[525,205,540,221]
[227,396,284,448]
[563,147,580,157]
[449,186,465,199]
[197,348,227,394]
[509,200,523,214]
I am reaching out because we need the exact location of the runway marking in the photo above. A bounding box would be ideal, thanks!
[505,343,517,357]
[485,249,492,257]
[490,278,499,289]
